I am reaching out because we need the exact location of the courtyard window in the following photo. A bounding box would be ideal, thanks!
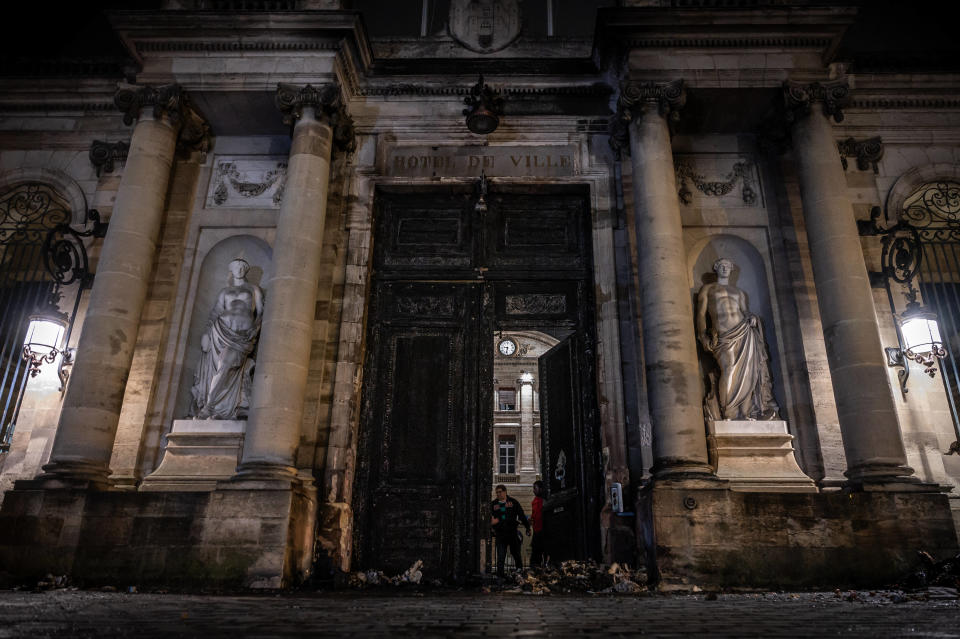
[498,388,516,411]
[498,438,516,474]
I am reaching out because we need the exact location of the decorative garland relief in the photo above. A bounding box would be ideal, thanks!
[674,158,757,207]
[205,156,288,209]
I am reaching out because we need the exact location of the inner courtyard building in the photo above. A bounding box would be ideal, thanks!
[0,0,959,588]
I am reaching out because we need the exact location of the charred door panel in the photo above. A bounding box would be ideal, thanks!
[355,281,479,579]
[491,280,581,328]
[485,192,589,274]
[538,334,600,562]
[373,189,477,277]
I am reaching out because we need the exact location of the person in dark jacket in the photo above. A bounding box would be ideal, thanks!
[490,484,530,578]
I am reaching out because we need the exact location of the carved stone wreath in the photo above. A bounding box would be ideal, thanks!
[207,158,288,208]
[674,160,757,206]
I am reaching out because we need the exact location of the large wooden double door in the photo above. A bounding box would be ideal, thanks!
[352,185,600,579]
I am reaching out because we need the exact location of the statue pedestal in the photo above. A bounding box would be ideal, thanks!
[707,420,817,493]
[139,420,245,492]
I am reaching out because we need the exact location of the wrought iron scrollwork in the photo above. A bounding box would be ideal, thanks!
[0,183,70,244]
[902,181,960,232]
[44,210,105,290]
[882,228,923,287]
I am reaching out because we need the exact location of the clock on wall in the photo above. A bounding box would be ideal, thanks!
[498,338,517,356]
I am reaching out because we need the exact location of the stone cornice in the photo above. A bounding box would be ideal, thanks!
[0,57,132,79]
[0,101,116,113]
[108,10,373,72]
[354,85,610,98]
[620,36,834,50]
[135,41,342,53]
[783,79,851,124]
[275,83,354,151]
[848,96,960,110]
[595,6,856,62]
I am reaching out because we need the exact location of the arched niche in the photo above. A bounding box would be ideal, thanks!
[174,235,273,420]
[689,233,785,414]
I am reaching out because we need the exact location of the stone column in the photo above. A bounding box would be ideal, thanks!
[234,83,352,481]
[617,80,713,479]
[518,375,535,472]
[39,84,205,487]
[785,79,916,487]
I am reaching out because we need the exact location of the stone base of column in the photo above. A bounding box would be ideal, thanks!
[843,462,938,492]
[651,459,720,486]
[225,460,300,490]
[32,460,113,490]
[641,483,959,589]
[0,481,318,589]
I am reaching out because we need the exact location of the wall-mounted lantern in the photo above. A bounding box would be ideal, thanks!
[860,207,946,393]
[21,210,106,389]
[463,74,504,135]
[886,294,947,387]
[22,297,68,378]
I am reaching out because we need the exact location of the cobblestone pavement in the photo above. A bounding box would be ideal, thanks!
[0,590,958,638]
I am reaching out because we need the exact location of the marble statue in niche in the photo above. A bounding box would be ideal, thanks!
[696,258,779,421]
[190,258,264,420]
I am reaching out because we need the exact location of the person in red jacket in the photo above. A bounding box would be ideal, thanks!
[530,480,547,568]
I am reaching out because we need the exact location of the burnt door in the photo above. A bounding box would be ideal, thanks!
[353,280,481,579]
[355,185,599,577]
[539,334,598,561]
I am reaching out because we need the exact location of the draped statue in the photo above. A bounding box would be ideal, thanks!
[190,258,264,420]
[696,258,779,421]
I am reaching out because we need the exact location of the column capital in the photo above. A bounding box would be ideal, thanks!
[610,79,686,157]
[115,82,186,126]
[783,79,850,125]
[617,78,686,122]
[275,83,355,151]
[114,83,211,159]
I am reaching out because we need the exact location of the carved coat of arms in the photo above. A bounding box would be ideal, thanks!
[449,0,521,54]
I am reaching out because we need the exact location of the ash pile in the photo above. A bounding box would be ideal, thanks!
[347,560,438,589]
[900,551,960,598]
[492,561,647,595]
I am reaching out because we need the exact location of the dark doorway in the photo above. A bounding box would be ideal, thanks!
[352,185,601,580]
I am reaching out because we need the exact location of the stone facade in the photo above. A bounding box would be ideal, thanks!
[0,1,958,587]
